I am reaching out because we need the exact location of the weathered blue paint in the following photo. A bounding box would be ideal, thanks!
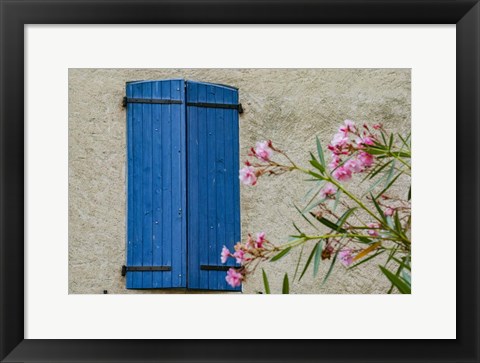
[126,79,240,291]
[126,80,186,288]
[186,81,241,291]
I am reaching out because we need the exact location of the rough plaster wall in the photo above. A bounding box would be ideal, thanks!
[69,68,410,294]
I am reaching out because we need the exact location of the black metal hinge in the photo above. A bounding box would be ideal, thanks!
[121,265,172,276]
[187,102,244,114]
[122,97,183,108]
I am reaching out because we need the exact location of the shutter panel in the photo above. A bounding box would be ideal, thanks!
[126,80,186,288]
[186,81,242,291]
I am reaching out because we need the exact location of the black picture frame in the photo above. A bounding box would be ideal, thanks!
[1,1,478,362]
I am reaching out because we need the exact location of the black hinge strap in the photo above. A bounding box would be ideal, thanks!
[187,102,244,114]
[200,265,236,271]
[121,265,171,276]
[123,97,183,107]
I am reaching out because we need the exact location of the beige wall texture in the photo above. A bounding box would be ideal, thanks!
[69,68,410,294]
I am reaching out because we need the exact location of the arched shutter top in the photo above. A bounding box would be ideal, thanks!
[186,80,243,113]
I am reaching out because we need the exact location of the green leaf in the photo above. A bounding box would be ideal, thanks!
[310,159,325,173]
[322,249,339,285]
[398,133,411,149]
[282,273,290,294]
[363,174,387,197]
[393,211,406,239]
[361,160,391,183]
[365,146,388,155]
[292,222,304,236]
[302,196,328,213]
[271,247,292,262]
[391,256,411,271]
[299,243,319,281]
[293,245,304,281]
[316,136,326,168]
[370,193,387,222]
[384,160,396,187]
[262,269,271,294]
[376,172,402,200]
[380,130,388,145]
[391,151,411,158]
[311,214,346,232]
[333,188,342,212]
[385,246,399,266]
[313,240,323,277]
[306,170,327,180]
[401,270,411,285]
[337,207,357,228]
[379,265,411,294]
[388,133,394,151]
[294,204,318,230]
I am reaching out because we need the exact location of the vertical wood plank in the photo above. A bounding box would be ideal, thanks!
[126,83,134,288]
[223,88,236,290]
[179,80,187,288]
[171,80,183,287]
[152,82,163,288]
[232,89,242,291]
[161,81,173,287]
[197,84,209,289]
[214,87,226,290]
[187,82,199,288]
[142,82,153,288]
[131,82,144,288]
[206,84,217,289]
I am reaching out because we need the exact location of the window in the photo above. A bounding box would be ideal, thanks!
[123,79,242,291]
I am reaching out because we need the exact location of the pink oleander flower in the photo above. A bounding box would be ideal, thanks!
[328,154,341,170]
[357,151,374,168]
[221,246,230,264]
[255,232,266,248]
[332,166,352,182]
[344,158,363,174]
[339,119,357,135]
[331,132,350,147]
[356,135,375,146]
[254,141,273,162]
[225,268,243,288]
[367,223,380,237]
[239,166,257,186]
[385,207,395,217]
[339,248,354,267]
[233,250,245,264]
[320,182,337,198]
[245,234,254,249]
[373,123,382,130]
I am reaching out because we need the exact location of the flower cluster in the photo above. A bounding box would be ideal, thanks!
[239,140,294,186]
[327,120,377,183]
[220,232,275,288]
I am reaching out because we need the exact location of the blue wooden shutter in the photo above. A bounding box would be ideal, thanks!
[186,81,241,291]
[126,80,186,288]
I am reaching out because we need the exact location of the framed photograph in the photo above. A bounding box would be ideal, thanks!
[1,0,478,362]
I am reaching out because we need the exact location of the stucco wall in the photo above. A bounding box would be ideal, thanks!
[69,68,410,294]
